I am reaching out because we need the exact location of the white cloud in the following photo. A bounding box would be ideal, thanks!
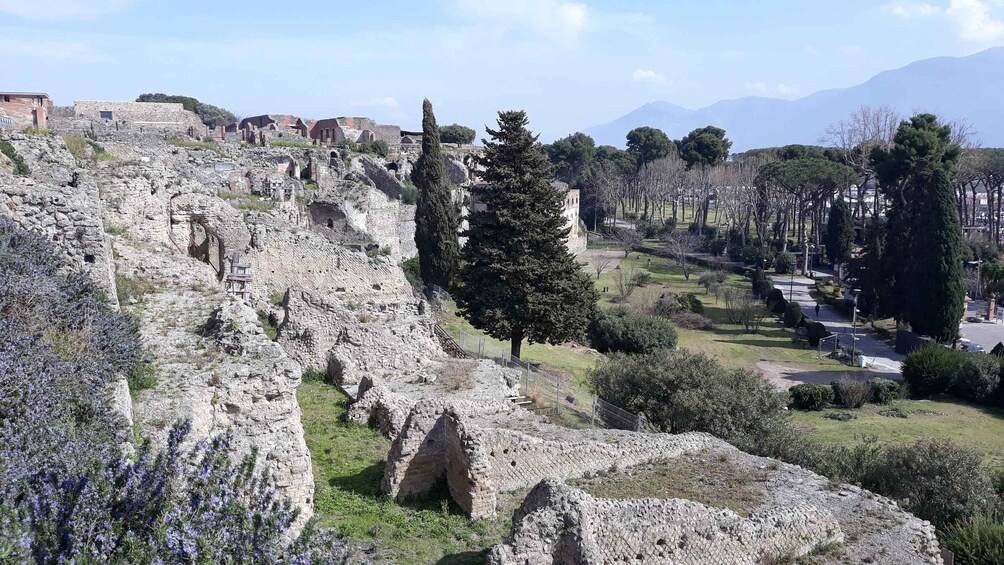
[352,97,399,108]
[0,0,135,21]
[453,0,589,41]
[631,68,667,84]
[839,44,862,55]
[946,0,1004,42]
[746,82,802,98]
[885,2,942,18]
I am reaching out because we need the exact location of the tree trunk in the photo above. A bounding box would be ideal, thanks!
[510,328,524,360]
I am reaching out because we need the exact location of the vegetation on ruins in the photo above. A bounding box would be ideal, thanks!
[136,93,236,128]
[438,123,476,145]
[0,140,30,176]
[0,219,353,563]
[412,99,460,290]
[455,110,597,358]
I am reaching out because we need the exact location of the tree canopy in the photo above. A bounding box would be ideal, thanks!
[678,126,732,169]
[454,111,597,358]
[824,198,855,265]
[626,127,674,171]
[412,99,460,290]
[545,132,596,186]
[438,123,476,145]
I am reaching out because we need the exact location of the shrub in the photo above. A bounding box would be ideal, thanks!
[773,251,796,274]
[635,270,654,287]
[727,244,745,263]
[750,269,773,299]
[401,256,422,291]
[766,287,784,307]
[359,139,389,157]
[589,348,787,438]
[743,246,774,268]
[868,377,901,403]
[127,362,158,392]
[670,311,715,330]
[653,293,685,317]
[587,307,678,354]
[831,379,873,408]
[789,383,834,410]
[783,301,803,328]
[955,353,1003,404]
[807,321,829,346]
[859,439,996,530]
[943,512,1004,565]
[63,135,88,159]
[698,271,717,292]
[678,293,704,314]
[902,345,965,397]
[709,239,727,256]
[401,182,419,204]
[991,342,1004,358]
[0,140,30,176]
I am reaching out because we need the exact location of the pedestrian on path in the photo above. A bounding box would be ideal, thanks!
[815,303,820,317]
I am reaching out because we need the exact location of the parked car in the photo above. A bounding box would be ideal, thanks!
[960,338,986,353]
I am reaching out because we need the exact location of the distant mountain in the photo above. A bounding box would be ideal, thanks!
[584,47,1004,151]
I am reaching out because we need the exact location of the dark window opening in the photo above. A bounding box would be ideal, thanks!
[83,254,96,264]
[326,219,334,229]
[2,96,10,102]
[99,111,112,120]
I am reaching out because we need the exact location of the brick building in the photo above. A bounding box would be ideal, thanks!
[0,92,52,128]
[309,117,401,146]
[238,114,311,138]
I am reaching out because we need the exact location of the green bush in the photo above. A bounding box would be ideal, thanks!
[697,271,723,293]
[401,256,422,291]
[743,246,774,269]
[127,362,158,393]
[831,379,873,408]
[766,287,784,307]
[587,307,678,354]
[589,348,787,437]
[773,251,796,274]
[954,353,1002,404]
[869,377,901,404]
[709,239,727,257]
[750,269,773,299]
[902,345,964,397]
[789,383,834,410]
[0,140,30,176]
[653,293,685,317]
[807,321,829,347]
[401,183,419,205]
[943,513,1004,565]
[677,293,704,314]
[783,301,803,328]
[359,140,389,157]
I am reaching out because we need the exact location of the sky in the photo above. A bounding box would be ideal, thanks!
[2,0,1003,141]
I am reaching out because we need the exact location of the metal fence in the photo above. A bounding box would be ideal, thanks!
[447,327,657,432]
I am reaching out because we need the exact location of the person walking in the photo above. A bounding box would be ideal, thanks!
[815,303,820,317]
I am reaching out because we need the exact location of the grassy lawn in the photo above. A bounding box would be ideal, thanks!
[297,380,511,564]
[599,253,856,372]
[790,398,1004,469]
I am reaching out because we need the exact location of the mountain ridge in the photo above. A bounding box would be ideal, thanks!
[584,47,1004,151]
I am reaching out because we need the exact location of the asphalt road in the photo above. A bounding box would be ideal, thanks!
[771,273,903,374]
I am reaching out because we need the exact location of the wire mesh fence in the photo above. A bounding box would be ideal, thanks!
[447,327,657,432]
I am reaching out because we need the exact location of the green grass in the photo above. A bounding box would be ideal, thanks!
[297,381,511,564]
[598,253,853,372]
[219,190,273,212]
[791,398,1004,469]
[167,137,224,156]
[271,139,315,149]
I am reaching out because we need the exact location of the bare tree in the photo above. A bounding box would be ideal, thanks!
[822,105,900,219]
[590,254,614,279]
[612,228,642,257]
[612,264,641,301]
[661,232,703,280]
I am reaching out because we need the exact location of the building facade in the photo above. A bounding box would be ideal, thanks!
[308,117,401,146]
[0,92,52,129]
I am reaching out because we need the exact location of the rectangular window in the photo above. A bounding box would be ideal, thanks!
[99,111,112,120]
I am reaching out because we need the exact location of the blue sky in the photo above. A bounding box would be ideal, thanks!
[2,0,1002,141]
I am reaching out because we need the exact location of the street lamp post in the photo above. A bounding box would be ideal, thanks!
[850,294,859,366]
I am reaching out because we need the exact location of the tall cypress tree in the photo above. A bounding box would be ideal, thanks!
[824,197,854,265]
[412,99,459,290]
[909,168,965,341]
[454,111,598,358]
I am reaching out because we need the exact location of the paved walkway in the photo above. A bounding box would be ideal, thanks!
[771,273,903,374]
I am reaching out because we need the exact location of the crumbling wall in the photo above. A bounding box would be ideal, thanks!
[488,480,843,565]
[74,100,204,131]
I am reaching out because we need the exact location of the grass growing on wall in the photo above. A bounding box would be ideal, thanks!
[297,380,514,564]
[167,137,224,157]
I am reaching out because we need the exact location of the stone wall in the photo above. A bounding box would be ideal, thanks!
[74,101,204,131]
[488,480,843,565]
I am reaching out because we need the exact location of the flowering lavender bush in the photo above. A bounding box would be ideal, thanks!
[0,219,357,563]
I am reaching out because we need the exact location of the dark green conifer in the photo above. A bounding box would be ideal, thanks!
[412,99,459,290]
[454,111,598,358]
